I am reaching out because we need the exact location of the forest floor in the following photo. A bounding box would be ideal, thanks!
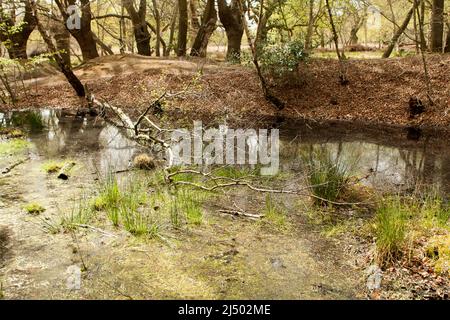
[4,53,450,129]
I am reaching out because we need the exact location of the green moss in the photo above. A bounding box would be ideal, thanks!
[41,161,65,173]
[426,234,450,275]
[0,139,30,156]
[23,202,46,215]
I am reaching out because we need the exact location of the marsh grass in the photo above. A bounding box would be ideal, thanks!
[61,195,95,229]
[301,147,357,205]
[373,193,449,267]
[263,194,288,228]
[374,197,408,266]
[177,188,204,225]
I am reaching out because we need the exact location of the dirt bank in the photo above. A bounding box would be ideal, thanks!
[2,54,450,128]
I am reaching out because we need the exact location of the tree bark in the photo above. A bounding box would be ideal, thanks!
[122,0,151,56]
[190,0,217,57]
[177,0,188,56]
[49,20,71,66]
[382,2,417,59]
[165,3,178,56]
[218,0,244,62]
[0,0,37,59]
[305,0,315,50]
[430,0,444,52]
[55,0,99,61]
[151,0,161,56]
[445,23,450,53]
[189,0,201,43]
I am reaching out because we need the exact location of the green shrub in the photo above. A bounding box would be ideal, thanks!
[260,40,308,79]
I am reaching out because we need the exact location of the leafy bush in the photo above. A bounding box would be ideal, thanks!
[259,40,308,81]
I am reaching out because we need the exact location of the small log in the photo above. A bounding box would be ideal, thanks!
[57,161,76,180]
[1,157,30,174]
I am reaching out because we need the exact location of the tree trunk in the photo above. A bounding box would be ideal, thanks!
[122,0,151,56]
[165,4,178,56]
[0,0,37,59]
[177,0,188,56]
[430,0,444,52]
[55,0,99,61]
[190,0,217,57]
[151,0,161,56]
[305,0,315,50]
[50,21,71,67]
[189,0,201,43]
[32,3,85,97]
[218,0,244,62]
[445,23,450,53]
[382,2,417,59]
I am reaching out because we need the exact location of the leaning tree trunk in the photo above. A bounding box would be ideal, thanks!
[0,0,37,59]
[382,1,417,58]
[31,3,85,97]
[430,0,444,52]
[190,0,217,57]
[177,0,188,56]
[218,0,244,62]
[122,0,151,56]
[50,20,71,67]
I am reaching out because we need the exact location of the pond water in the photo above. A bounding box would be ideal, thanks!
[0,108,449,299]
[1,109,449,196]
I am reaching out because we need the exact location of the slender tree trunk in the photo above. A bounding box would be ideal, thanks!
[190,0,217,57]
[151,0,161,56]
[177,0,188,56]
[445,23,450,53]
[305,0,315,50]
[218,0,244,62]
[165,4,178,56]
[382,2,417,59]
[430,0,444,52]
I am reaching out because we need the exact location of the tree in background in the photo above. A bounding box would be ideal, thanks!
[177,0,188,56]
[55,0,99,61]
[190,0,217,57]
[430,0,444,52]
[122,0,151,56]
[218,0,244,62]
[0,0,36,59]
